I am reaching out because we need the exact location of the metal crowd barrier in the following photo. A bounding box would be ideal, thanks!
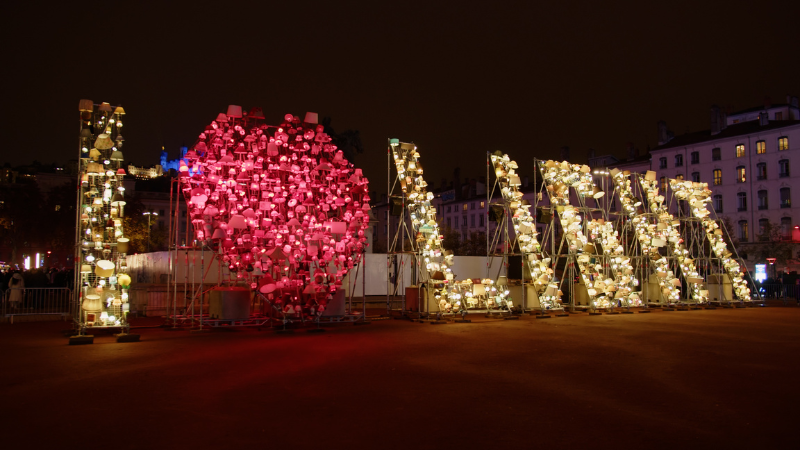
[757,284,800,305]
[2,287,72,323]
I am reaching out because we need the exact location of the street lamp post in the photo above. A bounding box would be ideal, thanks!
[143,211,158,252]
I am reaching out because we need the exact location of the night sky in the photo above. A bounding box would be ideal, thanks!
[5,1,798,194]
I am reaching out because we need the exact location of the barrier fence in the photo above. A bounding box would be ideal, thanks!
[758,284,800,305]
[2,287,72,322]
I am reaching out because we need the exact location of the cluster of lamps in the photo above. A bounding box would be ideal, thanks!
[179,107,371,314]
[586,218,638,307]
[492,153,560,309]
[391,140,472,312]
[611,168,679,304]
[670,179,750,301]
[77,100,132,327]
[638,171,706,303]
[540,160,616,308]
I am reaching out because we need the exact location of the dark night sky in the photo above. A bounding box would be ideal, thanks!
[4,1,798,194]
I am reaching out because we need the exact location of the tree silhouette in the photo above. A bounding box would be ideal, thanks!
[322,117,364,165]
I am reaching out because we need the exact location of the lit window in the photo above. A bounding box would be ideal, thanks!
[480,201,485,208]
[660,176,667,191]
[713,169,722,185]
[737,192,747,211]
[780,187,791,208]
[739,220,749,242]
[778,136,789,151]
[463,203,468,211]
[736,144,745,158]
[737,166,746,183]
[712,147,721,161]
[757,163,767,180]
[675,154,683,167]
[690,152,699,164]
[756,140,766,154]
[779,159,790,177]
[713,195,723,213]
[691,172,700,182]
[659,157,667,169]
[758,190,768,210]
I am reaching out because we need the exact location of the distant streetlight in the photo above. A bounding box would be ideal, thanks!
[143,211,158,252]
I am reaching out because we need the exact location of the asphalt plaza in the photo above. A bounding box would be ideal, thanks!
[1,306,798,450]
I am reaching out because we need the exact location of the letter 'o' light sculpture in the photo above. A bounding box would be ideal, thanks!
[180,108,371,311]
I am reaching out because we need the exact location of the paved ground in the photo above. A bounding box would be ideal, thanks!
[1,307,798,450]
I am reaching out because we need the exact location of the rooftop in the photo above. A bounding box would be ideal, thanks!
[653,120,800,151]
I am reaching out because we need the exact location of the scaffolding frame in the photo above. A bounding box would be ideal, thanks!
[71,101,134,338]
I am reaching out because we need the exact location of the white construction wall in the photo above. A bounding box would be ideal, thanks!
[126,251,506,297]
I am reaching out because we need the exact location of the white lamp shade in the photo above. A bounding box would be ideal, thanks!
[95,260,115,277]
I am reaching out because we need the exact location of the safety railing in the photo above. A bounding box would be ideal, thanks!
[758,284,800,306]
[2,287,72,322]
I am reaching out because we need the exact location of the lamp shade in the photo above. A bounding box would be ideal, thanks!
[94,134,115,150]
[226,105,243,118]
[116,237,130,254]
[303,112,319,124]
[110,150,124,161]
[80,264,92,274]
[82,294,103,313]
[95,260,115,277]
[228,215,247,229]
[79,99,94,112]
[111,193,126,207]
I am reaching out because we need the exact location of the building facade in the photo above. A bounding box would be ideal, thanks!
[650,98,800,271]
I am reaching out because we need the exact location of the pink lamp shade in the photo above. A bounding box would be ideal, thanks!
[303,112,319,124]
[226,105,243,118]
[228,215,247,229]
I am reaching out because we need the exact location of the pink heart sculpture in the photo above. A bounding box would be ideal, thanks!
[179,109,371,308]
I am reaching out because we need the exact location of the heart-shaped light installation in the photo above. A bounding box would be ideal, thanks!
[180,109,371,308]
